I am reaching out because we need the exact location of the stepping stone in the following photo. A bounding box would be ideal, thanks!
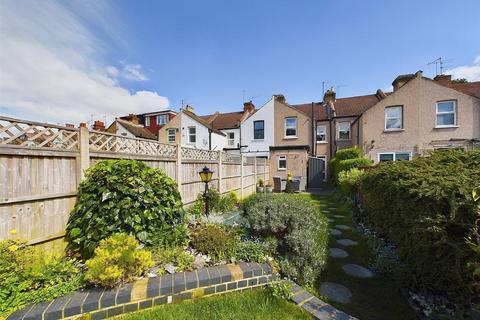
[337,239,358,246]
[328,218,334,223]
[330,229,342,236]
[342,264,374,278]
[335,225,352,230]
[333,215,345,218]
[329,248,349,258]
[319,282,352,304]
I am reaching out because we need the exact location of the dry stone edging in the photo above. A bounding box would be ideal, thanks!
[291,284,357,319]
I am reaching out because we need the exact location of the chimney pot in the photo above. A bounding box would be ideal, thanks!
[184,105,195,113]
[79,122,87,128]
[433,74,452,85]
[65,123,74,128]
[243,101,255,113]
[273,94,286,103]
[92,120,105,131]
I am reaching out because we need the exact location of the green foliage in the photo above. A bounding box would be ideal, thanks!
[84,233,154,287]
[241,193,329,286]
[452,78,468,84]
[66,159,184,259]
[336,157,371,174]
[0,240,83,315]
[338,168,365,195]
[216,191,238,214]
[329,147,370,183]
[268,281,293,300]
[151,247,194,276]
[258,178,264,187]
[360,149,480,305]
[193,189,239,215]
[284,180,294,193]
[191,224,238,261]
[335,147,362,161]
[235,241,268,263]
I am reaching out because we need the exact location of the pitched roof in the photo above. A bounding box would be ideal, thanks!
[438,81,480,99]
[200,111,244,130]
[291,102,327,120]
[182,109,226,136]
[117,119,157,140]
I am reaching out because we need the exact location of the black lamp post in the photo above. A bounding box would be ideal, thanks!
[199,166,213,216]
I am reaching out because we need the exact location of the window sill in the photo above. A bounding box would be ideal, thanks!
[316,141,327,144]
[337,139,351,141]
[278,168,287,171]
[283,136,298,139]
[383,129,404,133]
[434,125,458,129]
[252,139,264,142]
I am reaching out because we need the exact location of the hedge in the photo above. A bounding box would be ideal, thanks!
[336,157,372,174]
[329,147,371,183]
[335,147,362,160]
[360,149,480,306]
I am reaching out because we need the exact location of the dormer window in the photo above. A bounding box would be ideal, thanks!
[436,100,457,127]
[157,114,168,125]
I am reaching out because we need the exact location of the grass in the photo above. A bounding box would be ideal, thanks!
[115,289,312,320]
[299,193,417,320]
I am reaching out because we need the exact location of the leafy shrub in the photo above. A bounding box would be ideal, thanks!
[360,149,480,305]
[0,240,83,315]
[335,147,362,160]
[66,159,184,258]
[84,233,154,287]
[336,157,371,174]
[338,168,365,195]
[191,224,238,261]
[241,194,328,286]
[268,281,293,300]
[193,189,239,215]
[329,147,370,183]
[151,247,194,276]
[216,192,238,214]
[235,241,268,263]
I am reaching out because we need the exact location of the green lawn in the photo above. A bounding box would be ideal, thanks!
[299,193,416,320]
[115,289,312,320]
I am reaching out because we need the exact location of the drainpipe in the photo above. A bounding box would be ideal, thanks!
[351,115,362,147]
[208,129,212,150]
[311,102,315,156]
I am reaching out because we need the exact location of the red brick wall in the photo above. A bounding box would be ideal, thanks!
[144,113,176,135]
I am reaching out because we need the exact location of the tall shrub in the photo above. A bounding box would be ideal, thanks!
[241,194,328,286]
[329,147,371,183]
[66,160,184,259]
[360,149,480,305]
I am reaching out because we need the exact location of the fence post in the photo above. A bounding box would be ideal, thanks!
[240,154,244,199]
[78,126,90,182]
[176,144,182,192]
[253,154,257,187]
[218,151,223,194]
[263,158,267,187]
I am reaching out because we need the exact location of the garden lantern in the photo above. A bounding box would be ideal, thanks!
[199,166,213,216]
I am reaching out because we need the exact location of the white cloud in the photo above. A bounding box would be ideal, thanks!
[446,55,480,82]
[0,0,169,125]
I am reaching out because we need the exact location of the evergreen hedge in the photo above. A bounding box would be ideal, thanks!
[360,149,480,305]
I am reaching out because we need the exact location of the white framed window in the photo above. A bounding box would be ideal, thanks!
[278,156,287,170]
[253,120,264,140]
[227,132,235,146]
[338,122,350,140]
[378,152,412,162]
[385,106,403,130]
[316,125,326,143]
[145,116,150,127]
[157,114,168,125]
[167,128,176,143]
[188,126,196,143]
[436,100,456,127]
[284,117,297,137]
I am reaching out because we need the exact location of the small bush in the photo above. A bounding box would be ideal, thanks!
[329,147,369,182]
[335,147,362,161]
[235,241,268,263]
[191,224,238,261]
[241,194,328,286]
[336,157,371,175]
[152,247,194,276]
[338,168,365,195]
[0,240,83,315]
[216,192,238,214]
[84,233,154,287]
[268,281,293,300]
[194,189,239,215]
[66,160,185,259]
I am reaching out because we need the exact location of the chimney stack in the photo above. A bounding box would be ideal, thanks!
[92,120,105,131]
[323,88,336,104]
[128,114,139,125]
[243,101,255,113]
[65,123,74,128]
[79,122,87,128]
[433,74,452,85]
[184,105,195,113]
[273,94,286,103]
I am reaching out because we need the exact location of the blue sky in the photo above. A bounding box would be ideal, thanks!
[1,0,479,124]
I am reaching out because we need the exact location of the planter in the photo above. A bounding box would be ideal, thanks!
[265,186,273,193]
[257,186,264,193]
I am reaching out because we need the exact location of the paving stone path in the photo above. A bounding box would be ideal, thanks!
[329,248,349,258]
[330,229,342,236]
[334,225,352,230]
[336,239,358,246]
[333,214,345,218]
[319,282,353,304]
[342,264,374,278]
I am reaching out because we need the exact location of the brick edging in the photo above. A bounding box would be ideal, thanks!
[7,262,273,320]
[290,283,358,320]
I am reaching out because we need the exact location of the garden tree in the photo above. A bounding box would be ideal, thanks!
[451,78,468,83]
[66,160,185,259]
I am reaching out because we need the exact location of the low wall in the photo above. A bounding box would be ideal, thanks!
[7,262,273,320]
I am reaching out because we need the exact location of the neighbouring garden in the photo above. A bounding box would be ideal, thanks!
[0,159,329,319]
[330,147,480,319]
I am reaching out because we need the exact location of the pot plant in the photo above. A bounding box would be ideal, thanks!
[256,178,265,193]
[265,183,273,193]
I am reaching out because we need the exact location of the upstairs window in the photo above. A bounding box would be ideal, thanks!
[338,122,350,140]
[436,101,456,127]
[278,156,287,170]
[253,120,264,140]
[385,106,403,130]
[157,114,168,125]
[188,126,196,143]
[284,117,297,137]
[316,125,326,142]
[145,116,150,127]
[227,132,235,146]
[167,128,176,143]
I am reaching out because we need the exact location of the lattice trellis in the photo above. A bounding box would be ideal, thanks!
[0,116,79,150]
[222,152,241,163]
[89,131,177,157]
[182,147,219,161]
